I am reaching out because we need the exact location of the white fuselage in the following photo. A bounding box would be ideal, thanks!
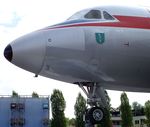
[4,5,150,92]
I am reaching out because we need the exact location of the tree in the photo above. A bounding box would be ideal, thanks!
[32,91,39,98]
[51,89,66,127]
[120,92,133,127]
[144,100,150,127]
[132,102,142,110]
[74,93,86,127]
[12,90,19,97]
[132,101,144,116]
[69,118,75,126]
[97,90,112,127]
[65,117,70,127]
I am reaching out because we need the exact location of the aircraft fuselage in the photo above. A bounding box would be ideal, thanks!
[4,5,150,92]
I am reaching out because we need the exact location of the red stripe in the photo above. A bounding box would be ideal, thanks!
[114,15,150,29]
[46,15,150,30]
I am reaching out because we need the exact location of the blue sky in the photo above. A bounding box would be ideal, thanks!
[1,0,150,118]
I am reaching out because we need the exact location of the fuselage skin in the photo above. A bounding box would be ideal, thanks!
[4,5,150,92]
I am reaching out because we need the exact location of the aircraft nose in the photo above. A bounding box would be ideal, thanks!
[4,44,13,62]
[4,31,46,75]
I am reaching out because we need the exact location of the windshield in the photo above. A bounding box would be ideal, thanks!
[84,10,101,19]
[68,9,115,21]
[68,9,102,20]
[103,11,115,20]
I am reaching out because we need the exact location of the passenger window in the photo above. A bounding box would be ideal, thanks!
[103,11,114,20]
[84,10,101,19]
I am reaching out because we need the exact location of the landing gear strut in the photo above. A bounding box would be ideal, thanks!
[77,82,109,127]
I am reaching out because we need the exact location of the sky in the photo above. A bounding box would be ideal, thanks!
[1,0,150,118]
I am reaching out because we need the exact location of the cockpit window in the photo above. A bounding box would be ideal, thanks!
[68,9,115,21]
[84,10,101,19]
[103,11,114,20]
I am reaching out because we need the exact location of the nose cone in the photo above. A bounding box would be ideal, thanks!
[4,44,13,62]
[4,31,46,74]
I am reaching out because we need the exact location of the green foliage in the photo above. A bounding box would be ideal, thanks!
[69,118,75,126]
[74,93,86,127]
[12,90,19,97]
[51,89,66,127]
[104,91,112,127]
[98,91,112,127]
[132,101,142,110]
[65,117,70,127]
[32,92,39,98]
[144,100,150,127]
[132,101,144,116]
[48,119,51,127]
[97,125,101,127]
[65,118,76,127]
[120,92,133,127]
[100,107,112,127]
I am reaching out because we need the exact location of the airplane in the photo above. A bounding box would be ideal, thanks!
[4,5,150,126]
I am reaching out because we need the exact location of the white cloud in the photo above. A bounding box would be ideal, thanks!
[0,12,21,27]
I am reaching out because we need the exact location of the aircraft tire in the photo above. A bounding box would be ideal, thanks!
[88,107,104,124]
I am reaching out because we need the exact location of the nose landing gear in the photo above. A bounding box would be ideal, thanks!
[77,82,109,127]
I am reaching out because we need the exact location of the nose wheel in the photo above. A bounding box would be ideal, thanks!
[86,107,104,125]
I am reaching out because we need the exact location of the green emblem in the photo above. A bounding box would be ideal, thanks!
[95,33,105,44]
